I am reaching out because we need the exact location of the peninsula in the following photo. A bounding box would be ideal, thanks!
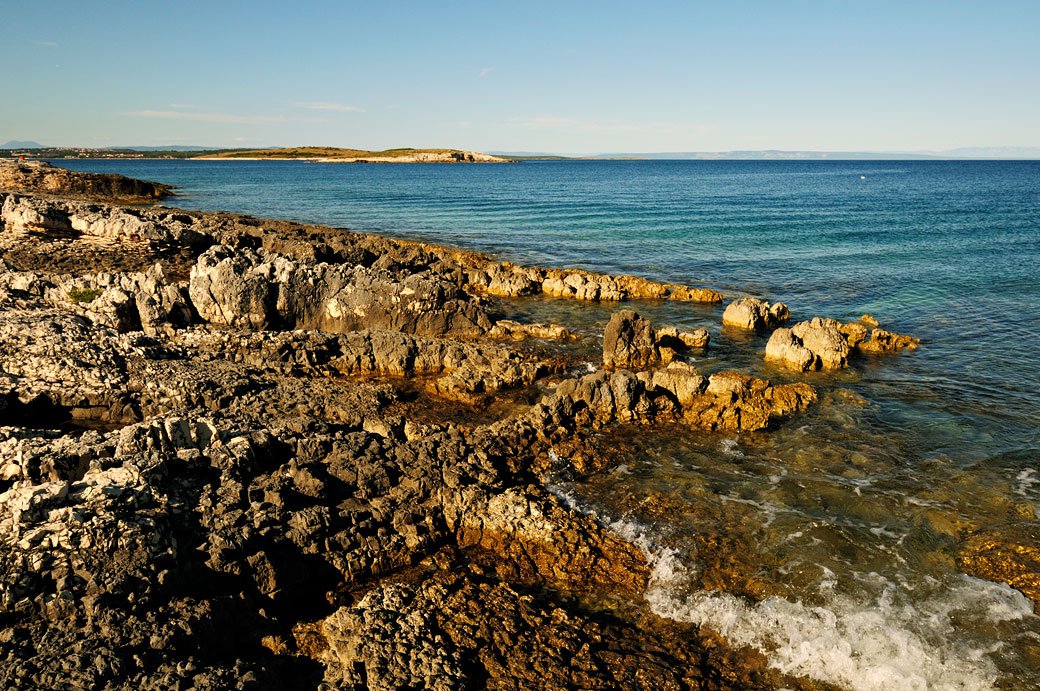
[195,147,513,163]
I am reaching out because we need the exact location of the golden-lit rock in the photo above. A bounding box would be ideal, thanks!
[957,525,1040,612]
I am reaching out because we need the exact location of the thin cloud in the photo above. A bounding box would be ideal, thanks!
[124,110,288,124]
[33,40,58,47]
[512,116,581,127]
[292,101,362,113]
[478,67,494,78]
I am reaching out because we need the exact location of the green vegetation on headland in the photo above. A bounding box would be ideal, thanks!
[1,147,225,160]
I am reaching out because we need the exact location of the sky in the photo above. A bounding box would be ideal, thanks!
[2,0,1038,153]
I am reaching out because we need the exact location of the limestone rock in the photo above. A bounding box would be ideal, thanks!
[656,325,710,349]
[722,297,790,330]
[189,246,491,337]
[0,159,173,203]
[858,327,920,353]
[766,316,919,370]
[764,328,818,371]
[315,565,793,691]
[603,310,710,369]
[488,319,571,340]
[550,363,815,433]
[603,310,658,368]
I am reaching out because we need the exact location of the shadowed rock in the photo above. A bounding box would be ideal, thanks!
[603,310,709,368]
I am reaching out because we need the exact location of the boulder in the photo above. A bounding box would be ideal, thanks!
[722,297,790,330]
[764,328,818,371]
[655,325,710,350]
[766,316,919,370]
[603,310,658,368]
[603,311,710,369]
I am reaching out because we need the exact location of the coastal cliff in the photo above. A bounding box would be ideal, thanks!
[0,165,942,691]
[0,159,174,202]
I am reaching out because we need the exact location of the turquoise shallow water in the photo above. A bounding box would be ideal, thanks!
[52,158,1040,688]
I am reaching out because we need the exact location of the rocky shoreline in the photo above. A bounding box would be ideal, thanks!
[0,160,945,690]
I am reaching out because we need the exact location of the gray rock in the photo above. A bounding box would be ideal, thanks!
[189,246,491,337]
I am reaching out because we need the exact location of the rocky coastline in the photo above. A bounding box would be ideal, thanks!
[0,160,962,690]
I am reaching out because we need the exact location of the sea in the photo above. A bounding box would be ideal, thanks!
[52,158,1040,689]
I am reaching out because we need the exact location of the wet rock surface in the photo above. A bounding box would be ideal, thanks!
[957,525,1040,614]
[0,166,917,690]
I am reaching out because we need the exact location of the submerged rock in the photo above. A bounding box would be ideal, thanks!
[957,525,1040,614]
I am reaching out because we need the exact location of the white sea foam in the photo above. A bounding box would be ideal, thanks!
[545,475,1034,691]
[603,513,1028,691]
[720,438,744,457]
[1015,468,1038,497]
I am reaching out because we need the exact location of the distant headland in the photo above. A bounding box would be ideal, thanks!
[0,145,512,163]
[196,147,513,163]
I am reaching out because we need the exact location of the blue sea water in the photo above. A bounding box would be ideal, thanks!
[51,158,1040,688]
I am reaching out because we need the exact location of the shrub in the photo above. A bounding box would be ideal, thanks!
[68,287,103,303]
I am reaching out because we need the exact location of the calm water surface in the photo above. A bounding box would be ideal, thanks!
[55,158,1040,689]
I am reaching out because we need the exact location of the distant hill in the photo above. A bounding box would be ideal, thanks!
[584,151,940,160]
[1,140,44,149]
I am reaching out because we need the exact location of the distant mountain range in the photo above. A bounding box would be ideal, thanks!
[1,140,44,149]
[1,142,216,151]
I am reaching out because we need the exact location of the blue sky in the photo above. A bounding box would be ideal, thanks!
[3,0,1038,153]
